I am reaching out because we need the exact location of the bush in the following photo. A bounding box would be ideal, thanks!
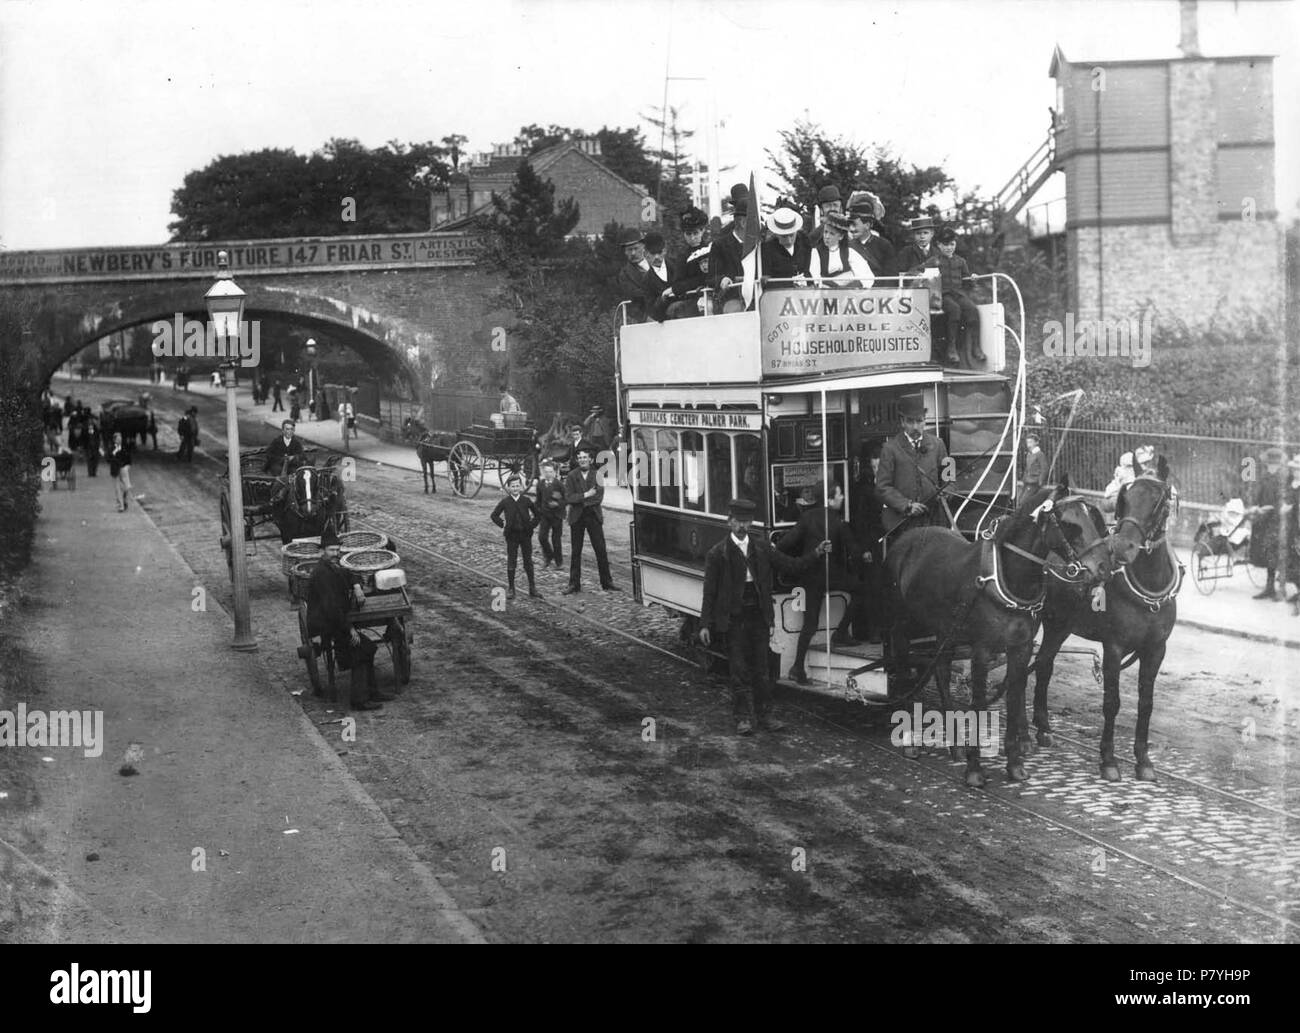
[0,299,46,591]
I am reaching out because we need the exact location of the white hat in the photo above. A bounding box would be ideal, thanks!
[1134,444,1155,464]
[765,208,803,236]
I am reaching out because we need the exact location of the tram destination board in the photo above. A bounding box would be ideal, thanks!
[759,286,932,377]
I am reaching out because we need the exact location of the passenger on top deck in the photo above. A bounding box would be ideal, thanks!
[808,212,874,287]
[662,206,711,319]
[806,184,844,249]
[895,216,937,278]
[760,207,812,282]
[616,229,651,323]
[847,192,896,280]
[709,193,751,312]
[642,232,672,321]
[924,228,983,365]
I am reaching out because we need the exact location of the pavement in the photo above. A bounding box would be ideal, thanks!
[5,423,485,942]
[53,371,1300,651]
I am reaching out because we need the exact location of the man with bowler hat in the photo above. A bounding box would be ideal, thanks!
[616,229,651,323]
[561,441,619,594]
[709,190,751,311]
[806,184,845,249]
[699,499,831,735]
[877,395,951,535]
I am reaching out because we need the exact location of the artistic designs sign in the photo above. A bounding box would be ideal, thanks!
[759,287,932,377]
[0,233,484,283]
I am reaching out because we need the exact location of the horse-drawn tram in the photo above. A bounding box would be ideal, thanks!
[619,273,1029,701]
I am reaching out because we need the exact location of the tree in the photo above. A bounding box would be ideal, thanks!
[168,138,455,241]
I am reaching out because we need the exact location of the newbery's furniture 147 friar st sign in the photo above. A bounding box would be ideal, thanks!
[758,287,933,378]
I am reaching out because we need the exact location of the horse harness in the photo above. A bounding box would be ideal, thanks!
[1113,477,1184,611]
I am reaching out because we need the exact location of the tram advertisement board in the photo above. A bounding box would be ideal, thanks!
[759,287,932,377]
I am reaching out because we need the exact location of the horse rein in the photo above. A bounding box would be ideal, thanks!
[1114,477,1172,556]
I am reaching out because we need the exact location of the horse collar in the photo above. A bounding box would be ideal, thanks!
[980,539,1045,614]
[1119,539,1183,611]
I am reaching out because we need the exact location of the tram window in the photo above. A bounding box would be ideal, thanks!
[706,432,733,515]
[633,427,655,504]
[656,429,681,507]
[680,431,705,512]
[735,433,764,508]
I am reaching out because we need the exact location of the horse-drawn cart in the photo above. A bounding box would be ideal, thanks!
[409,416,538,499]
[295,538,413,699]
[218,446,349,575]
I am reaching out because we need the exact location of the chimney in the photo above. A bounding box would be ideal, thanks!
[1178,0,1200,57]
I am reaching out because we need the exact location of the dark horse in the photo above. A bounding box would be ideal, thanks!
[271,458,346,543]
[403,416,460,494]
[886,482,1115,787]
[1032,462,1180,781]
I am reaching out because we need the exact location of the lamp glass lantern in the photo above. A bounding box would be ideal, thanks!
[204,277,246,365]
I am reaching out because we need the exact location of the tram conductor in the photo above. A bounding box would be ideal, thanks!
[876,396,951,535]
[699,498,831,736]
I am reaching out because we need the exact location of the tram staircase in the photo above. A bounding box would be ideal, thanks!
[939,131,1060,236]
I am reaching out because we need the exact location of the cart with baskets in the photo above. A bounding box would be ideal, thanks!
[1189,498,1265,595]
[218,445,349,576]
[295,533,413,699]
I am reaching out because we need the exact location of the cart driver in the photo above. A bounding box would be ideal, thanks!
[264,419,305,475]
[304,526,391,710]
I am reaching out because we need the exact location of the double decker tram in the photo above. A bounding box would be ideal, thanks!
[616,269,1028,698]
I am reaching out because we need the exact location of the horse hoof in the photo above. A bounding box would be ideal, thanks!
[1100,764,1121,782]
[1036,731,1053,748]
[902,745,920,760]
[965,770,987,789]
[1135,764,1156,782]
[1005,764,1027,783]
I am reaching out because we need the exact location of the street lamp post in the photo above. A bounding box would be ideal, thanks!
[305,338,317,420]
[206,252,257,652]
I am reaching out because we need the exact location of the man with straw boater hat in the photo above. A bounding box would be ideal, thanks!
[760,206,811,281]
[699,499,831,735]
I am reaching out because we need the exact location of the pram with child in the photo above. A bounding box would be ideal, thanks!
[1190,498,1266,594]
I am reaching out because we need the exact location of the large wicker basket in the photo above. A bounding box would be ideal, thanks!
[288,559,317,602]
[338,530,388,552]
[339,548,400,590]
[281,540,322,576]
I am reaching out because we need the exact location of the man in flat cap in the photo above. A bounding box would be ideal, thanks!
[699,498,831,735]
[561,440,619,594]
[876,395,951,535]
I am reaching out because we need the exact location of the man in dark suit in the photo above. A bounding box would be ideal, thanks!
[264,419,305,475]
[708,195,749,311]
[848,194,897,280]
[491,473,542,599]
[699,498,830,735]
[642,231,673,321]
[305,526,390,710]
[777,482,869,684]
[876,395,951,537]
[561,442,619,594]
[616,229,650,323]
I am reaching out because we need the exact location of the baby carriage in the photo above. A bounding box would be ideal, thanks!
[1190,498,1264,594]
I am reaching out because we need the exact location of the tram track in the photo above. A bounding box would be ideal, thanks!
[351,507,1297,937]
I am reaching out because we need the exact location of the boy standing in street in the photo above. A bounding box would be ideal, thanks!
[536,461,565,570]
[491,474,542,599]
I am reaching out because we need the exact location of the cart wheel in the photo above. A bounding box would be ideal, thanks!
[390,618,411,685]
[1191,542,1216,596]
[448,441,484,499]
[219,491,233,576]
[521,451,539,484]
[298,602,322,694]
[498,454,534,488]
[1243,549,1266,587]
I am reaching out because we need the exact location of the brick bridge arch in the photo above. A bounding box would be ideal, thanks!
[0,233,510,401]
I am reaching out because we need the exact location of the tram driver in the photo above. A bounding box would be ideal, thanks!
[876,395,951,535]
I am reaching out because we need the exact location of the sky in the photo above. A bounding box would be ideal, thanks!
[1,0,1296,250]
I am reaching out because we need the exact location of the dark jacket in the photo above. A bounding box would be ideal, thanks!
[708,231,746,290]
[877,430,950,531]
[700,534,816,632]
[852,234,897,279]
[537,476,566,517]
[643,259,671,318]
[305,557,355,640]
[264,434,306,475]
[896,241,935,275]
[1021,449,1048,491]
[923,251,973,295]
[760,236,812,281]
[778,504,860,581]
[564,465,604,526]
[491,493,539,537]
[670,244,711,296]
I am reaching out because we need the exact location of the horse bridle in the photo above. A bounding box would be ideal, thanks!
[983,494,1109,584]
[1114,477,1172,555]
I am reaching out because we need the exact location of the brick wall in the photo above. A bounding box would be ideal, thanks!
[544,152,645,235]
[1169,61,1218,242]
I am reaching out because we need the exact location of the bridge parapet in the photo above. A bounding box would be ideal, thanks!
[0,230,485,285]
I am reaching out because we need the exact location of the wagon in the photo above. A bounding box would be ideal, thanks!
[411,419,538,499]
[295,545,413,699]
[218,445,349,576]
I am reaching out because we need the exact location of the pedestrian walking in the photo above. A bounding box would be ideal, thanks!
[1248,446,1287,600]
[289,385,301,423]
[560,441,619,594]
[1019,431,1047,504]
[535,460,565,569]
[272,379,283,412]
[491,474,542,599]
[108,432,132,511]
[699,499,830,735]
[84,417,102,477]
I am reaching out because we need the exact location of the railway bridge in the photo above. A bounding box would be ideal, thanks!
[0,232,508,398]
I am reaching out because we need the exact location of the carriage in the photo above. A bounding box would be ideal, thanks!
[1189,498,1265,594]
[294,534,413,699]
[218,445,349,575]
[408,414,539,498]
